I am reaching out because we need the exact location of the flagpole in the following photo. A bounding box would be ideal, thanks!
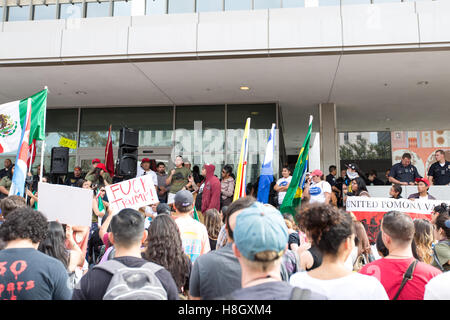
[25,141,35,202]
[40,86,48,182]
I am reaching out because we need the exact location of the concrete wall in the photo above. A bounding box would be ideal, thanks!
[1,1,450,64]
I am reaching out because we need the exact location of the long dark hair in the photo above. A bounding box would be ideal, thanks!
[352,177,368,196]
[143,215,190,292]
[93,167,105,185]
[38,221,69,269]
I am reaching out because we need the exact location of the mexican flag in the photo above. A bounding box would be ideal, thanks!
[0,89,47,154]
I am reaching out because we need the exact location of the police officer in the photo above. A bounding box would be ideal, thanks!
[427,149,450,185]
[388,152,421,185]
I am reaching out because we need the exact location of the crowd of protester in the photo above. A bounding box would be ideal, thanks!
[0,151,448,300]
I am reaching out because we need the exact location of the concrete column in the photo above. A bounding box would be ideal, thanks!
[319,103,339,174]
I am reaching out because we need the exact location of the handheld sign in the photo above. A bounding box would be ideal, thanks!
[59,137,77,149]
[105,174,159,214]
[37,182,93,227]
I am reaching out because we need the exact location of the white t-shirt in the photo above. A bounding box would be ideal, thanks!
[308,180,332,204]
[276,176,292,205]
[424,271,450,300]
[136,169,158,186]
[289,271,388,300]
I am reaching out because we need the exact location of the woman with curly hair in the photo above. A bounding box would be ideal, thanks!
[413,219,434,265]
[203,208,222,251]
[289,203,388,299]
[142,214,191,296]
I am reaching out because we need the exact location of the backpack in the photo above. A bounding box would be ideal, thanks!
[93,260,168,300]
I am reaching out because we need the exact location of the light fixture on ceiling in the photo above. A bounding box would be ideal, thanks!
[417,81,429,85]
[251,111,259,116]
[75,91,87,95]
[240,86,250,91]
[385,117,391,121]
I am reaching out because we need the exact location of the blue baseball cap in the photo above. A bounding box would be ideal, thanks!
[234,202,288,261]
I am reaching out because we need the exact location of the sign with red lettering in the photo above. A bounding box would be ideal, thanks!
[105,174,159,214]
[346,197,449,244]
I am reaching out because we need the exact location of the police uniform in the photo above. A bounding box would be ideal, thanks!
[427,161,450,185]
[389,162,421,184]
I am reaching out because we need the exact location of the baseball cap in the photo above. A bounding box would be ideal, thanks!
[346,163,358,171]
[96,163,107,172]
[174,190,193,207]
[234,202,288,261]
[415,177,430,186]
[92,158,101,164]
[141,158,151,163]
[310,169,323,177]
[74,166,82,170]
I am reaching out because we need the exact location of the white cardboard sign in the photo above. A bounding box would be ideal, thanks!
[37,182,93,227]
[105,174,159,214]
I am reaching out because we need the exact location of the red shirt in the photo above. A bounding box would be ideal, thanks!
[359,257,441,300]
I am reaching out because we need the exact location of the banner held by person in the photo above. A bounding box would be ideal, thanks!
[280,116,313,216]
[346,196,449,244]
[233,117,251,201]
[105,174,159,214]
[38,182,93,227]
[257,123,276,204]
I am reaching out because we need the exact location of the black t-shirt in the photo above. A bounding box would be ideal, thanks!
[71,256,179,300]
[326,174,336,187]
[288,233,300,248]
[0,248,72,300]
[427,161,450,185]
[389,163,421,183]
[367,178,384,186]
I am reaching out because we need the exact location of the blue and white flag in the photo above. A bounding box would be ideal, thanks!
[257,123,276,204]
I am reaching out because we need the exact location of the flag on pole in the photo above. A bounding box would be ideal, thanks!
[0,89,47,154]
[233,118,251,201]
[27,139,37,168]
[105,125,114,177]
[257,123,276,204]
[280,116,313,216]
[6,89,47,197]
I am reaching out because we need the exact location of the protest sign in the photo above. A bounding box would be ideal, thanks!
[37,182,93,227]
[59,136,77,149]
[105,174,159,214]
[346,197,450,244]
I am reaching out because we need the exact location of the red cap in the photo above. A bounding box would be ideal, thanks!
[415,177,430,186]
[96,163,107,172]
[141,158,151,163]
[310,169,323,177]
[92,158,101,164]
[74,166,82,170]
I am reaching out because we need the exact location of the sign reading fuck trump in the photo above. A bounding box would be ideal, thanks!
[346,197,450,244]
[105,174,159,214]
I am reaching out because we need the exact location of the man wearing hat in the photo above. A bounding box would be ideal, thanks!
[389,153,421,186]
[65,165,84,187]
[136,158,158,188]
[85,162,113,186]
[172,190,210,263]
[303,169,332,204]
[225,202,325,300]
[408,178,436,200]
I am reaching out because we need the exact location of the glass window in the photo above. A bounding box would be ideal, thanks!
[80,106,173,148]
[168,0,195,14]
[227,104,277,184]
[33,4,56,20]
[318,0,340,6]
[113,0,131,16]
[372,0,401,3]
[174,106,225,176]
[225,0,252,11]
[0,6,4,22]
[254,0,281,9]
[86,1,110,18]
[283,0,305,8]
[146,0,166,14]
[196,0,222,12]
[341,0,371,4]
[8,5,30,21]
[60,3,83,19]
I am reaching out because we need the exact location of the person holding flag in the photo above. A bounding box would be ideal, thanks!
[280,116,313,216]
[257,123,276,204]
